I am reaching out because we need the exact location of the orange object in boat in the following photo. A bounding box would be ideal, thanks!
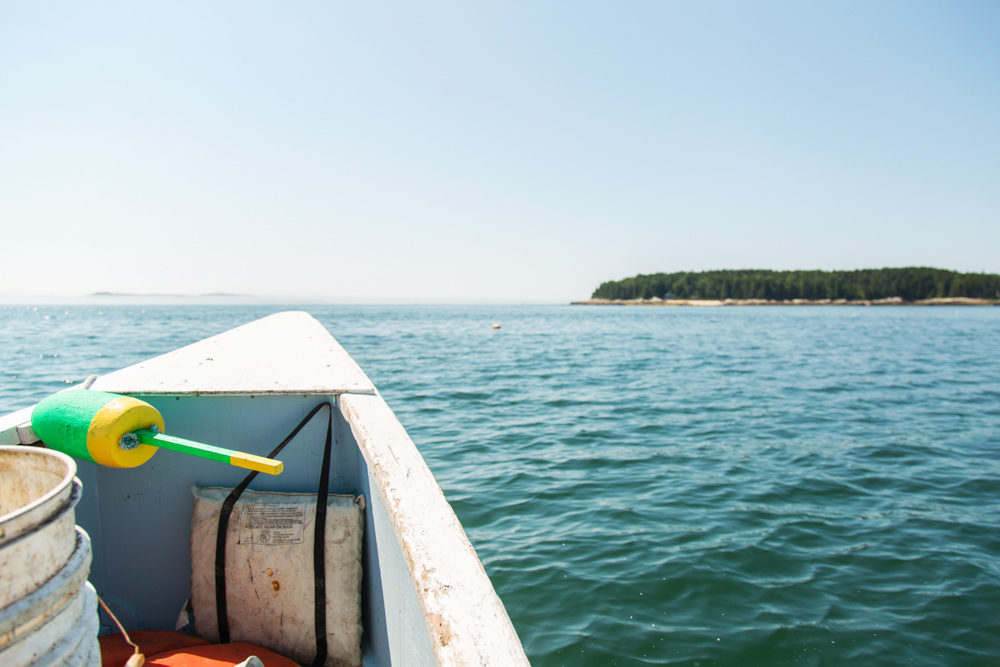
[100,632,300,667]
[101,631,210,667]
[146,642,300,667]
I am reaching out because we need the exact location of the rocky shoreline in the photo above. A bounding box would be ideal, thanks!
[572,296,1000,307]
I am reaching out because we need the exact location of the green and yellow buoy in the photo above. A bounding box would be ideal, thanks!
[31,390,283,475]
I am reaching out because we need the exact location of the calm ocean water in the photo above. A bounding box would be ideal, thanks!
[2,304,999,665]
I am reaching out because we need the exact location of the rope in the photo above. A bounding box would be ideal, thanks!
[98,593,145,667]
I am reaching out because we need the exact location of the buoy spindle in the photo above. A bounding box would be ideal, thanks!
[133,429,283,475]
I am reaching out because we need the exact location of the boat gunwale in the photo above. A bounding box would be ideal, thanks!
[340,391,529,666]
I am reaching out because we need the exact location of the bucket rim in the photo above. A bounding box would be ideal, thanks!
[0,447,78,535]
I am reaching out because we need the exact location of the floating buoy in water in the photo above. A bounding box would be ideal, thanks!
[31,390,282,474]
[492,324,501,329]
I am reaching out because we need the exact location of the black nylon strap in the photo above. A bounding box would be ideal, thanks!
[214,402,333,661]
[311,410,333,667]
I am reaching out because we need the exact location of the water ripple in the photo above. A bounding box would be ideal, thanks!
[2,304,999,665]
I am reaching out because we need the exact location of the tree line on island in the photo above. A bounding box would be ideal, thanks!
[591,268,1000,302]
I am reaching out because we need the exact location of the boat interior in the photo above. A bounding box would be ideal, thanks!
[80,393,412,665]
[0,312,527,666]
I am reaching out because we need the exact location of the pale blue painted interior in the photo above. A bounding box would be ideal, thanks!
[72,393,430,666]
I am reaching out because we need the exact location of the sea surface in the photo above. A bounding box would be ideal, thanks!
[2,304,999,665]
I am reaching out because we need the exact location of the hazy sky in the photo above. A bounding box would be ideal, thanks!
[2,2,998,303]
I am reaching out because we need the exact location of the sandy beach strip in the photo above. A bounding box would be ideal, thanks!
[571,297,999,306]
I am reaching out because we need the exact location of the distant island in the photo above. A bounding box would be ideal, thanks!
[88,292,250,298]
[574,268,1000,306]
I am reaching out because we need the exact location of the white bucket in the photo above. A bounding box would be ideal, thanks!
[0,447,81,607]
[0,447,99,666]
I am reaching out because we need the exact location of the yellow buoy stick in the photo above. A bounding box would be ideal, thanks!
[132,429,283,475]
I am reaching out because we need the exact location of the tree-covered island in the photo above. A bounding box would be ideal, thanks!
[578,268,1000,305]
